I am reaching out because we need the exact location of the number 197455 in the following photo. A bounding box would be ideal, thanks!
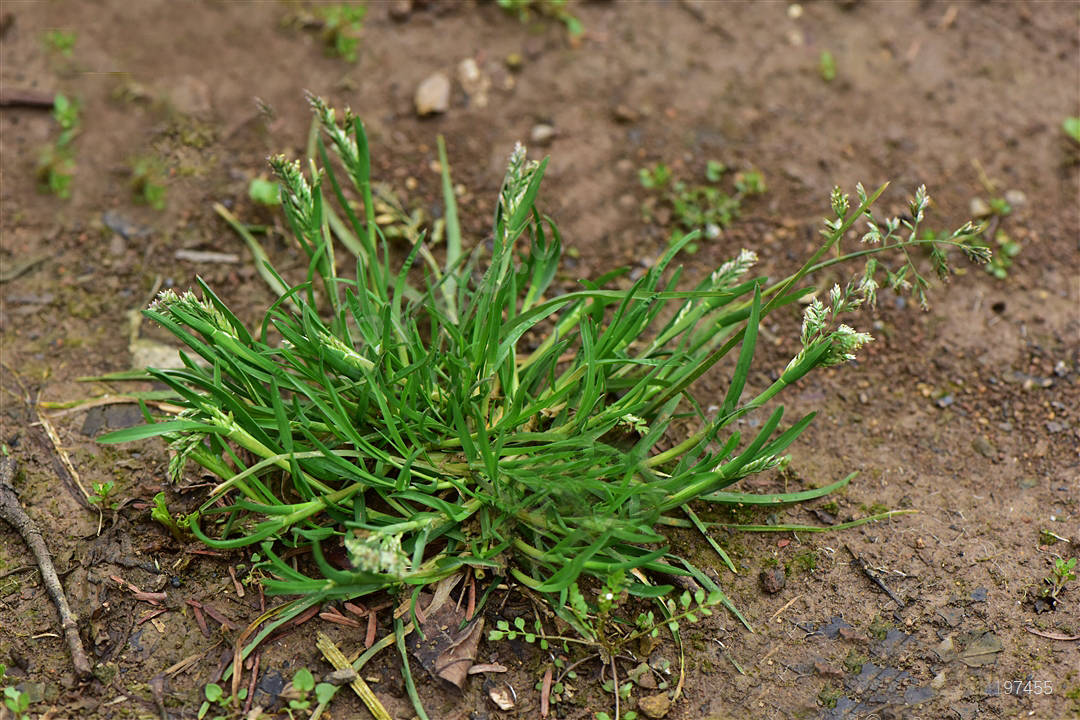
[996,679,1052,695]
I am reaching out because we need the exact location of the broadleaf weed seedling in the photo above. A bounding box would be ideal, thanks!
[36,93,80,198]
[639,160,765,249]
[279,666,335,718]
[1063,116,1080,144]
[498,0,584,37]
[197,682,247,720]
[131,156,168,210]
[43,29,76,57]
[318,4,366,62]
[249,177,281,206]
[284,4,366,62]
[1043,557,1077,600]
[3,685,31,720]
[819,50,837,82]
[100,96,989,716]
[87,480,118,509]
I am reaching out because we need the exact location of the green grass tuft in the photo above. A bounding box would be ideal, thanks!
[99,97,989,660]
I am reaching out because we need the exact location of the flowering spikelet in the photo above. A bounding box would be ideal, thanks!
[345,532,410,578]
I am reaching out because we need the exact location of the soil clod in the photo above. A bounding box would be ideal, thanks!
[759,567,786,594]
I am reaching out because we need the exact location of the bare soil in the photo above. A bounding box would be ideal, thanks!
[1,2,1078,719]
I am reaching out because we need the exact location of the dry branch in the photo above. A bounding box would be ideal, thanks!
[0,456,92,678]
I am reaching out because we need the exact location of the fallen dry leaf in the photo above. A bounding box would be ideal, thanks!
[406,599,484,689]
[488,684,515,710]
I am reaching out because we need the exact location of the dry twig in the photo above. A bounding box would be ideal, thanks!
[845,544,906,608]
[0,456,93,678]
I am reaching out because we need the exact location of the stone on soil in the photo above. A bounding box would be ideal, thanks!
[415,71,450,116]
[530,123,556,145]
[638,692,672,718]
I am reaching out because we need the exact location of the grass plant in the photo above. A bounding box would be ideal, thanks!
[100,97,989,713]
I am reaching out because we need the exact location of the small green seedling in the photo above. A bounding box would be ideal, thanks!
[1043,557,1077,600]
[198,682,247,720]
[249,177,281,206]
[131,157,167,210]
[705,160,726,183]
[4,686,30,720]
[987,196,1012,217]
[498,0,584,37]
[734,170,766,196]
[820,50,837,82]
[37,145,75,198]
[150,492,187,542]
[53,93,80,147]
[43,29,76,56]
[319,4,366,62]
[37,94,81,198]
[638,163,672,189]
[1064,117,1080,144]
[283,667,332,719]
[984,230,1021,279]
[87,481,118,509]
[819,684,843,708]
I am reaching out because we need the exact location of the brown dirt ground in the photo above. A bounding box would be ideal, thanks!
[1,1,1078,719]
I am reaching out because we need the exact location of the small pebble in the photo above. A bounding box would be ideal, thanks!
[458,58,490,108]
[415,71,450,116]
[325,668,357,686]
[969,197,992,218]
[972,436,995,458]
[613,104,639,123]
[638,693,672,719]
[530,123,556,145]
[814,661,843,678]
[388,0,412,22]
[1003,189,1026,208]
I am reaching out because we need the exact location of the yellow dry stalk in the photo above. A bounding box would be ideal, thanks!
[315,631,392,720]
